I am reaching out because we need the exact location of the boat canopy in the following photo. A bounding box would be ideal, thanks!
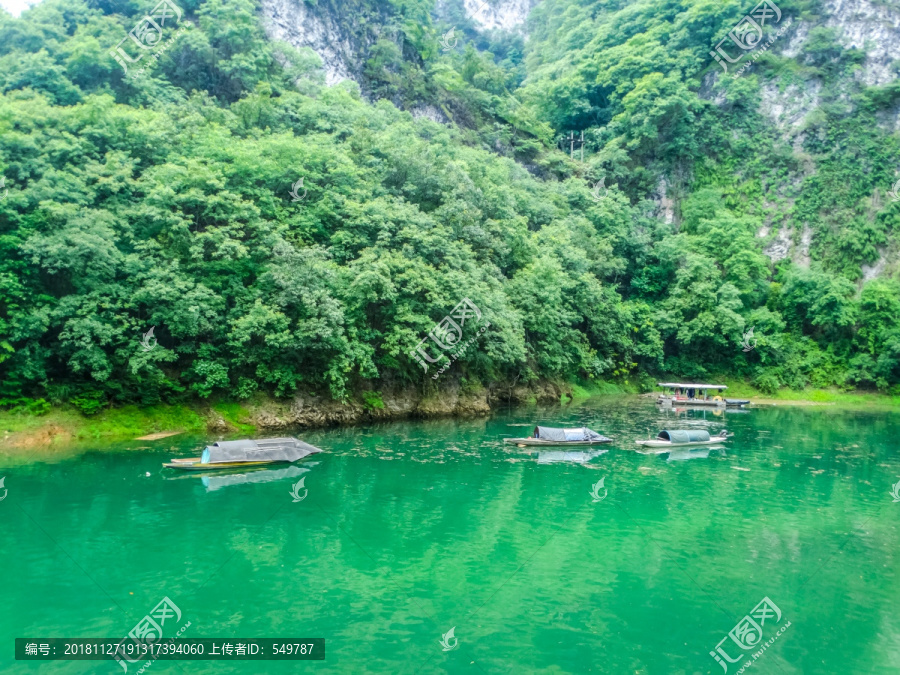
[657,430,711,443]
[200,437,322,464]
[657,383,727,390]
[533,426,611,442]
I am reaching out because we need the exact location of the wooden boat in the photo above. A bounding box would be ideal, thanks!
[163,437,321,470]
[656,383,750,408]
[635,429,730,448]
[504,426,612,447]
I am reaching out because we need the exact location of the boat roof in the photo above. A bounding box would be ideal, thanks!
[203,437,322,464]
[657,383,727,389]
[534,426,612,442]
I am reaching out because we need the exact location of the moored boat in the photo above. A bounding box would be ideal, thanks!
[656,382,751,407]
[163,437,322,470]
[504,426,612,447]
[635,429,730,448]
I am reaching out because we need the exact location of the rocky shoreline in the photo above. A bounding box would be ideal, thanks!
[1,380,584,450]
[205,381,574,432]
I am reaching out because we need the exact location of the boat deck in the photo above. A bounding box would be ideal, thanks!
[503,438,612,446]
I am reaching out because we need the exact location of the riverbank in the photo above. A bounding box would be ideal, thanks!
[2,381,898,450]
[0,380,606,450]
[718,380,900,407]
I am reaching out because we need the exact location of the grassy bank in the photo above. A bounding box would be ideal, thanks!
[3,381,900,450]
[0,404,209,449]
[718,380,900,407]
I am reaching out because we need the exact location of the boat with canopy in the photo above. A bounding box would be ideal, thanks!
[635,429,730,448]
[163,437,322,471]
[656,383,750,408]
[503,426,612,447]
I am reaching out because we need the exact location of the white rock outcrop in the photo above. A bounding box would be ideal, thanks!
[824,0,900,87]
[261,0,359,86]
[464,0,536,31]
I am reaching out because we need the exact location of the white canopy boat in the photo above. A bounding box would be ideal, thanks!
[163,437,321,470]
[656,383,750,408]
[635,429,730,448]
[503,426,613,447]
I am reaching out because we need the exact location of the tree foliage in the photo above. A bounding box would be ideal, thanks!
[1,0,899,410]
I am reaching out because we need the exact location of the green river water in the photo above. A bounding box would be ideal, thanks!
[2,397,900,674]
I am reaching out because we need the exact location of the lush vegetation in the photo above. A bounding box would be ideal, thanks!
[1,0,899,417]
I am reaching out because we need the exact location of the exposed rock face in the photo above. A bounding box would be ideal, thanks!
[234,381,567,431]
[751,2,899,279]
[762,226,793,263]
[464,0,537,31]
[261,0,540,90]
[823,0,900,87]
[759,81,822,130]
[206,411,230,432]
[261,0,360,86]
[656,176,675,225]
[410,104,449,124]
[757,0,900,130]
[759,224,817,267]
[794,224,813,268]
[862,253,887,282]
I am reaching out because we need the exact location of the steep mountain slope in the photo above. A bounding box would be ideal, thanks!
[0,0,899,416]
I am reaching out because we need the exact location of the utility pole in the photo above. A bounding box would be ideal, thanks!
[563,132,585,161]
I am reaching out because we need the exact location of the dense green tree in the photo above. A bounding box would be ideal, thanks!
[0,0,898,411]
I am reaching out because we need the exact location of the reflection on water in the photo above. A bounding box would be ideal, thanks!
[200,464,313,492]
[2,398,900,674]
[666,446,726,462]
[161,461,321,491]
[535,449,608,464]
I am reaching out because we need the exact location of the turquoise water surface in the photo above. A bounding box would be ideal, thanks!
[2,398,900,673]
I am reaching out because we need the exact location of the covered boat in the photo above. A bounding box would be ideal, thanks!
[656,383,750,408]
[163,437,322,470]
[634,429,730,448]
[503,426,612,447]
